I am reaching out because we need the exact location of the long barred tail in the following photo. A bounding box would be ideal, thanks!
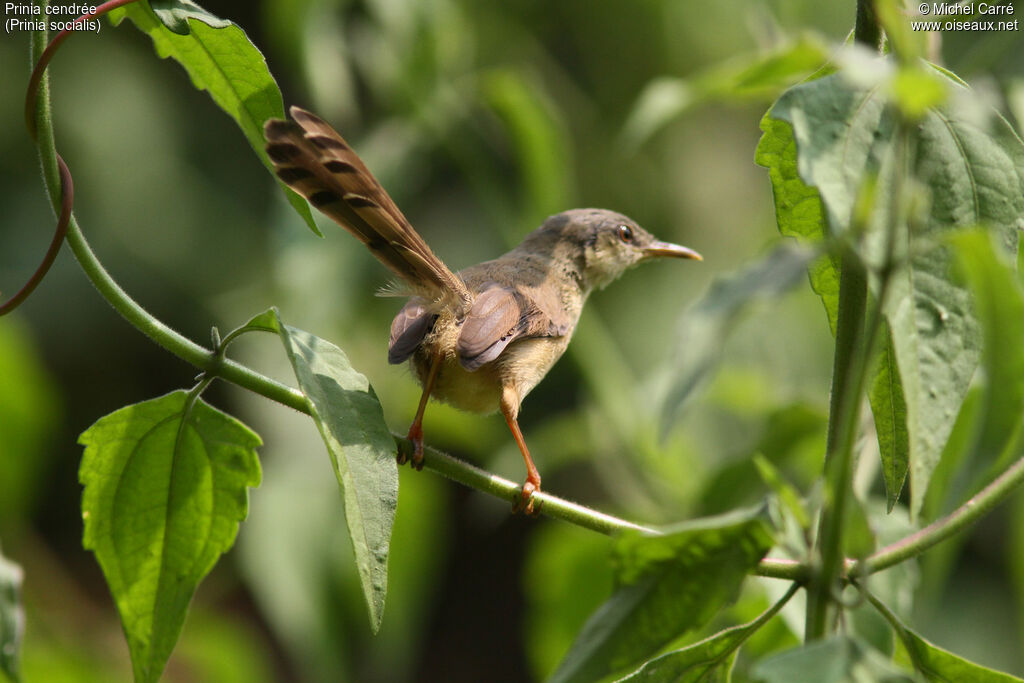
[264,106,469,306]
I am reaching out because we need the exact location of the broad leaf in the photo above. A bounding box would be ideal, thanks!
[752,636,913,683]
[109,1,319,235]
[150,0,229,34]
[754,114,838,333]
[271,312,398,632]
[616,586,796,683]
[79,391,262,683]
[550,507,774,683]
[951,232,1024,482]
[660,244,817,435]
[757,65,1024,516]
[0,545,23,682]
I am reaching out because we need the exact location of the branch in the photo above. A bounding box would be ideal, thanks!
[858,450,1024,575]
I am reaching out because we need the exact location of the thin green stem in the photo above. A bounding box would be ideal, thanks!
[404,438,656,536]
[805,0,883,637]
[806,115,910,644]
[854,0,882,50]
[859,451,1024,575]
[806,248,868,640]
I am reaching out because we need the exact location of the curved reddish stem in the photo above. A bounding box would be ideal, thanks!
[5,0,138,315]
[0,154,73,315]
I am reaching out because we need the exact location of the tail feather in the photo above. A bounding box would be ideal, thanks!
[264,107,469,307]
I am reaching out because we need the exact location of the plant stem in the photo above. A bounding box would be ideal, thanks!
[858,583,928,675]
[860,451,1024,575]
[854,0,882,50]
[805,248,868,641]
[405,438,655,535]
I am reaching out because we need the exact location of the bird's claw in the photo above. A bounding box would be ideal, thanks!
[399,424,426,470]
[513,480,542,516]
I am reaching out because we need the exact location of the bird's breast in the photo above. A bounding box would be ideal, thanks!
[410,320,572,415]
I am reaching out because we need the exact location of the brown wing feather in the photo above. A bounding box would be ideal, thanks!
[264,107,470,307]
[457,286,559,371]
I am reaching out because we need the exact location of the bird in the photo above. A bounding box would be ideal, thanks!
[264,106,702,513]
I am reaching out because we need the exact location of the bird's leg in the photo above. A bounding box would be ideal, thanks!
[500,388,541,516]
[401,353,442,470]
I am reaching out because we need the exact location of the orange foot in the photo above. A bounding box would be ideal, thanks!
[398,422,425,470]
[513,479,542,516]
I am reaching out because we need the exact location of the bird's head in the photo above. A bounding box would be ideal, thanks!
[533,209,702,290]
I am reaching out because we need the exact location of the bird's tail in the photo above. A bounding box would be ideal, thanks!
[264,106,469,306]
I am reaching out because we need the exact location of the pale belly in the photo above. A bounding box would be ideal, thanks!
[410,335,571,414]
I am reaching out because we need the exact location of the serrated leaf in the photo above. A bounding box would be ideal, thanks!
[0,545,24,682]
[752,636,914,683]
[951,231,1024,481]
[550,507,775,683]
[270,313,398,632]
[660,244,817,435]
[757,66,1024,517]
[79,391,262,683]
[109,1,319,235]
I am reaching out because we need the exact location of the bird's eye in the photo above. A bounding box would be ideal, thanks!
[617,225,634,243]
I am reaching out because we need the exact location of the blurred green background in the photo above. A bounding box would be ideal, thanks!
[2,0,1024,680]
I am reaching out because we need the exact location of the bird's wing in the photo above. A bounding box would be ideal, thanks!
[456,286,567,371]
[264,106,470,307]
[388,299,436,364]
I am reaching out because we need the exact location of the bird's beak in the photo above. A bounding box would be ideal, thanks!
[642,241,703,261]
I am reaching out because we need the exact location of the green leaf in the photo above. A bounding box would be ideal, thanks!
[758,66,1024,516]
[79,391,262,683]
[841,494,876,561]
[270,312,398,632]
[951,231,1024,481]
[754,114,838,333]
[752,636,914,683]
[895,628,1024,683]
[0,545,23,682]
[660,244,817,434]
[550,507,775,683]
[615,629,740,683]
[109,1,319,235]
[149,0,229,34]
[870,322,909,511]
[616,585,797,683]
[872,586,1024,682]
